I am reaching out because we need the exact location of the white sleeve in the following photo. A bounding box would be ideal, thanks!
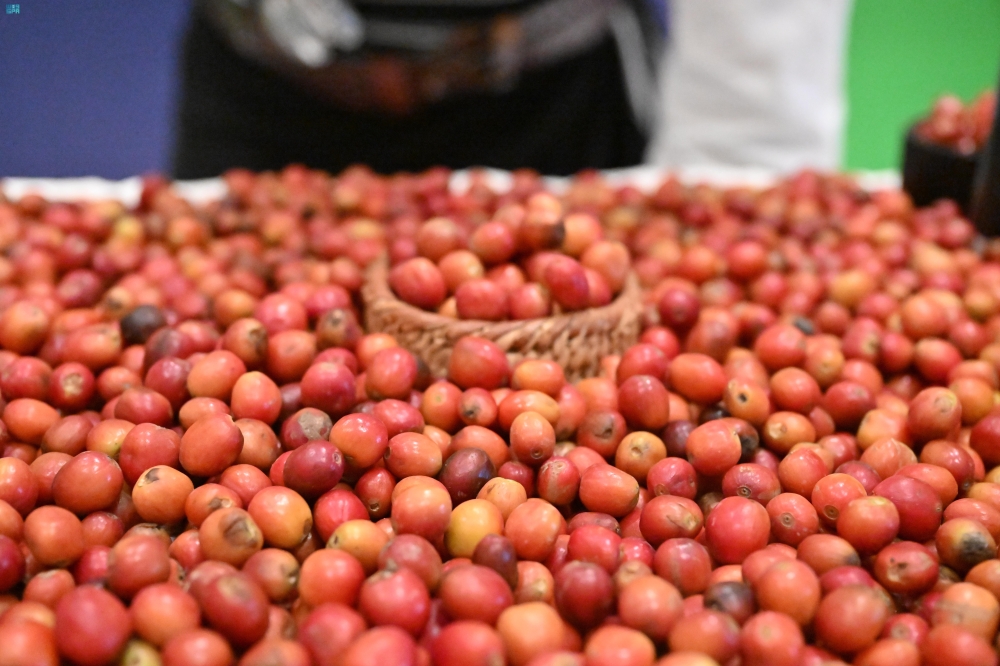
[647,0,854,172]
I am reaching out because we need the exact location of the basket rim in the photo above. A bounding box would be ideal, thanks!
[905,125,980,164]
[361,254,643,336]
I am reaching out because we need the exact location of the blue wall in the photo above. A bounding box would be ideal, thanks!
[0,1,192,178]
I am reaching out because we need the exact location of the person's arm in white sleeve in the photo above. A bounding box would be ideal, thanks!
[648,0,854,173]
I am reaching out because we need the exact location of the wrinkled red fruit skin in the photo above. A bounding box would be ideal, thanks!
[873,475,943,542]
[55,585,133,666]
[970,408,1000,467]
[200,573,270,648]
[554,561,614,629]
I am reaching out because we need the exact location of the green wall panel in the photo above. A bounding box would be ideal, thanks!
[845,0,1000,169]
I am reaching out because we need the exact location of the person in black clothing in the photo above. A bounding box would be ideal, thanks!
[172,0,661,179]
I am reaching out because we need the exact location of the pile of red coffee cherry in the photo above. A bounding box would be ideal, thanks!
[914,91,995,155]
[2,165,1000,666]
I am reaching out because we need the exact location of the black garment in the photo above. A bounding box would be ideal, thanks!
[171,9,646,179]
[351,0,545,21]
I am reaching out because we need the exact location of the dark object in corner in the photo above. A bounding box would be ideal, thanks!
[973,82,1000,237]
[902,127,978,215]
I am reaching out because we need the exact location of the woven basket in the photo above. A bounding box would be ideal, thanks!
[362,256,643,382]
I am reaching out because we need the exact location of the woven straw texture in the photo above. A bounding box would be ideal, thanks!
[362,256,643,382]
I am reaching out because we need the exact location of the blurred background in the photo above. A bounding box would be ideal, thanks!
[0,0,998,178]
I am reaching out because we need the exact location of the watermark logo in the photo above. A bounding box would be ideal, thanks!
[6,4,19,14]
